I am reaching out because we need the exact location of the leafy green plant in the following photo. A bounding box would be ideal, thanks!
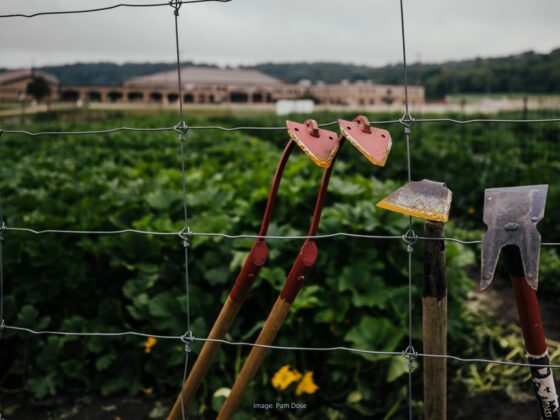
[0,109,558,418]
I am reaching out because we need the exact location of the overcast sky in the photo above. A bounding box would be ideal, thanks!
[1,0,559,69]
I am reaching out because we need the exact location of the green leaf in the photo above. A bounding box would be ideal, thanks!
[338,266,389,308]
[314,308,335,324]
[96,353,116,371]
[16,305,39,326]
[101,376,130,396]
[147,293,177,318]
[291,284,321,311]
[87,336,106,354]
[346,390,362,403]
[204,266,230,286]
[386,356,409,382]
[145,189,178,210]
[27,372,58,399]
[344,317,405,361]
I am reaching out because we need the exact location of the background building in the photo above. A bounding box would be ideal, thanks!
[0,67,425,106]
[59,67,425,106]
[0,69,59,102]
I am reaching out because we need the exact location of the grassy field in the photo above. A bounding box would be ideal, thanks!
[0,108,559,419]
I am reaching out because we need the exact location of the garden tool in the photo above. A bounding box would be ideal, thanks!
[376,179,452,223]
[168,119,340,419]
[217,115,392,419]
[481,185,559,420]
[376,179,452,420]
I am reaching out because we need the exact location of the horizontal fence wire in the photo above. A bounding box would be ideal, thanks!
[415,117,560,124]
[0,225,490,243]
[5,224,560,246]
[5,324,560,370]
[2,117,560,137]
[0,126,177,136]
[0,0,231,19]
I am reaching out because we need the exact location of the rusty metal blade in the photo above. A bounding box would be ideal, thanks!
[286,120,339,168]
[481,184,548,291]
[376,179,452,222]
[338,116,392,166]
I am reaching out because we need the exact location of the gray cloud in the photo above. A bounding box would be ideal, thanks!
[0,0,558,68]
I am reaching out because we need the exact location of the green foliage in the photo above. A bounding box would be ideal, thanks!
[0,109,558,418]
[540,248,560,295]
[456,299,560,401]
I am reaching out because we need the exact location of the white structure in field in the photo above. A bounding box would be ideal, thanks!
[275,100,315,115]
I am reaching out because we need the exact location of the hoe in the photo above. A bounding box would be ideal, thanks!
[377,179,452,420]
[168,118,340,419]
[481,185,559,420]
[216,116,392,419]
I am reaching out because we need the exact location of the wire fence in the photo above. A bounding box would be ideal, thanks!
[2,116,560,138]
[0,0,560,419]
[5,325,560,370]
[0,0,232,19]
[6,225,560,246]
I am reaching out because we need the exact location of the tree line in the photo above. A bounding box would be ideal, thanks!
[251,49,560,99]
[5,48,558,99]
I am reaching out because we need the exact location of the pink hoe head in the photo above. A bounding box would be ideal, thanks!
[338,115,392,166]
[286,119,340,168]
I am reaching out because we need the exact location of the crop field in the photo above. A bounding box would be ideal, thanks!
[0,109,559,419]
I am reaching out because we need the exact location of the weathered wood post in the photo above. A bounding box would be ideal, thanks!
[423,220,447,420]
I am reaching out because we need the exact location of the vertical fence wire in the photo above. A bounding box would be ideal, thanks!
[0,184,4,325]
[398,0,416,418]
[171,1,193,419]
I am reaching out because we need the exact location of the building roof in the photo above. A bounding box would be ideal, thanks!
[0,69,59,86]
[124,67,282,88]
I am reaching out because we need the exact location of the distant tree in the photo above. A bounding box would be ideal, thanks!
[26,76,51,102]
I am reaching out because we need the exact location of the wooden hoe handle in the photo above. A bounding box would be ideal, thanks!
[168,296,243,419]
[167,140,296,420]
[167,241,266,420]
[217,296,292,419]
[217,241,318,419]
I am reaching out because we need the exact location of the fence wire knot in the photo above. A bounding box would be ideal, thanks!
[180,330,194,352]
[169,0,182,15]
[178,226,192,248]
[174,121,189,141]
[0,221,6,242]
[402,345,417,371]
[0,319,5,338]
[402,229,417,252]
[399,113,415,130]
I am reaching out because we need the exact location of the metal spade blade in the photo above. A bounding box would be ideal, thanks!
[481,184,548,291]
[376,179,452,222]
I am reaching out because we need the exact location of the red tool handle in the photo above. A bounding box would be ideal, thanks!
[228,139,297,302]
[217,241,318,420]
[218,137,344,419]
[168,139,296,420]
[279,134,343,301]
[229,240,268,302]
[280,240,318,302]
[504,246,559,420]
